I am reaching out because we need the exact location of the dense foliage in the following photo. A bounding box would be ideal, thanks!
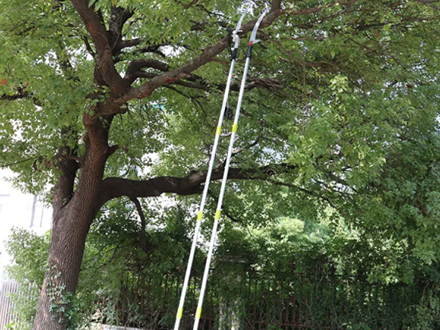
[1,0,440,329]
[6,204,440,329]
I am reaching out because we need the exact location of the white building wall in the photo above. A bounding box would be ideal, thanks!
[0,169,52,329]
[0,168,52,282]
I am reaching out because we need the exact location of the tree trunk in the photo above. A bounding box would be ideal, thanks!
[33,207,92,330]
[33,187,101,329]
[34,121,108,330]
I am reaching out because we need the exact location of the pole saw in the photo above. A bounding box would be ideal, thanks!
[191,8,269,330]
[173,12,246,330]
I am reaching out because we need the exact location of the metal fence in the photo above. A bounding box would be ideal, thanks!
[0,273,425,330]
[0,281,20,329]
[0,281,36,330]
[93,272,420,330]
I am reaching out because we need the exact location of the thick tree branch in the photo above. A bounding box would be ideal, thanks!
[110,4,286,109]
[109,6,135,53]
[124,59,170,84]
[131,71,211,91]
[53,130,80,217]
[117,38,141,49]
[129,69,283,92]
[98,163,296,208]
[70,0,127,95]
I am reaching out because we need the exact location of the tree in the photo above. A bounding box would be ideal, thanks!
[0,0,439,329]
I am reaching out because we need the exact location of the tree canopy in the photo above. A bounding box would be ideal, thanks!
[1,0,440,329]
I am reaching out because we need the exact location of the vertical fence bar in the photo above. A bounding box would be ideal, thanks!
[209,281,214,330]
[299,276,303,327]
[265,279,270,327]
[258,277,262,330]
[306,278,310,328]
[146,277,152,324]
[284,281,289,327]
[272,278,277,326]
[292,280,296,329]
[252,277,257,330]
[279,281,283,328]
[381,286,385,329]
[163,274,169,310]
[246,276,252,328]
[0,282,28,329]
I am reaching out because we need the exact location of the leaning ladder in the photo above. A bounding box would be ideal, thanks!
[173,9,268,330]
